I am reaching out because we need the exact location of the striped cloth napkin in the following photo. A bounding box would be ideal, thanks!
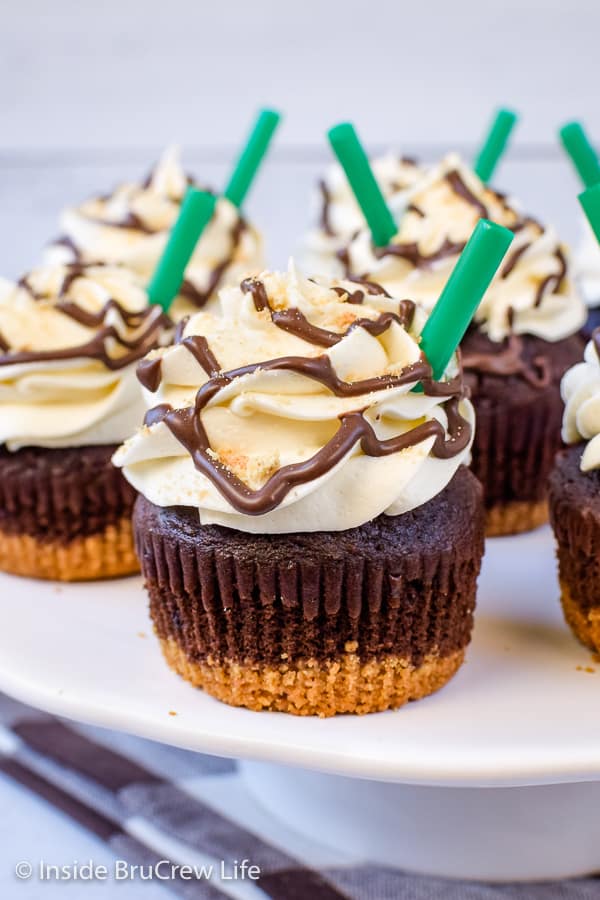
[0,692,599,900]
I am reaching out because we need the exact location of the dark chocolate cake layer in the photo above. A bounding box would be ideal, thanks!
[463,329,583,509]
[0,444,137,543]
[134,466,484,668]
[549,444,600,616]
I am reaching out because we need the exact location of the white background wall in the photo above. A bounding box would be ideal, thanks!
[1,0,599,273]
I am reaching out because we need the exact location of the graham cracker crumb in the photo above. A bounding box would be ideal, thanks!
[0,518,139,581]
[561,583,600,655]
[160,637,464,717]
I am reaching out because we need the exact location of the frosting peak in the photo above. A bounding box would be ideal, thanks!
[114,265,474,533]
[306,153,585,345]
[45,147,265,318]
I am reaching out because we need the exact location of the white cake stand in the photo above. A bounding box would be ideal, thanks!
[0,526,599,881]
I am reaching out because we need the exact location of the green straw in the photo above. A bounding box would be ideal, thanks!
[559,122,600,189]
[473,108,518,183]
[224,108,281,209]
[147,188,217,312]
[579,183,600,245]
[418,219,513,382]
[327,123,397,247]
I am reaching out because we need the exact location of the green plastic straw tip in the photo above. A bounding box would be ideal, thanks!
[224,108,281,209]
[559,122,600,189]
[419,219,514,382]
[327,123,397,247]
[473,108,518,183]
[147,188,217,312]
[579,183,600,245]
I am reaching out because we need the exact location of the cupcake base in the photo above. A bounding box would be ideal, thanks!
[464,329,583,537]
[0,444,139,581]
[0,517,138,582]
[549,445,600,654]
[560,582,600,654]
[485,499,549,537]
[160,637,464,716]
[134,466,484,717]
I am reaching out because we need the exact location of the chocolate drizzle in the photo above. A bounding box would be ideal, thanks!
[534,247,567,307]
[462,333,551,388]
[374,236,467,269]
[141,278,471,515]
[137,357,163,392]
[3,264,170,372]
[318,180,334,236]
[178,218,247,309]
[181,336,221,376]
[501,243,531,279]
[445,169,488,218]
[49,235,82,262]
[240,277,415,348]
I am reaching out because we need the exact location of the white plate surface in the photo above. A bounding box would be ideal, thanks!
[0,526,598,787]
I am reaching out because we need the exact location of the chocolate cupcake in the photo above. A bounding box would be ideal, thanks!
[115,267,484,716]
[44,147,265,320]
[549,334,600,653]
[0,262,170,580]
[325,154,585,535]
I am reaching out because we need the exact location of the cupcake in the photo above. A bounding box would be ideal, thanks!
[323,153,585,535]
[45,147,265,319]
[114,266,484,716]
[549,333,600,653]
[0,262,171,580]
[301,153,423,275]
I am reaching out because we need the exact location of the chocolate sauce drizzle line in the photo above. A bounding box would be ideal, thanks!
[149,398,469,516]
[317,156,419,240]
[84,167,208,235]
[461,334,551,388]
[178,218,247,309]
[593,327,600,360]
[140,278,470,515]
[534,247,567,308]
[2,264,170,371]
[240,278,416,348]
[361,169,529,271]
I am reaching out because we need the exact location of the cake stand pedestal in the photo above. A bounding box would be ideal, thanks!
[241,762,600,881]
[0,526,599,881]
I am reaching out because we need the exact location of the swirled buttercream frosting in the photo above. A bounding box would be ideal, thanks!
[310,153,584,344]
[0,263,171,450]
[561,331,600,470]
[114,265,474,533]
[45,147,265,317]
[301,153,424,276]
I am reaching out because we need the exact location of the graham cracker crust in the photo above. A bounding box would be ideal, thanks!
[486,499,548,537]
[560,581,600,654]
[0,517,139,581]
[160,637,465,717]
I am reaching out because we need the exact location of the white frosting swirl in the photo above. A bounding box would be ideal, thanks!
[0,264,169,450]
[561,337,600,470]
[44,147,265,318]
[308,154,585,344]
[300,153,424,276]
[575,218,600,308]
[114,265,474,534]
